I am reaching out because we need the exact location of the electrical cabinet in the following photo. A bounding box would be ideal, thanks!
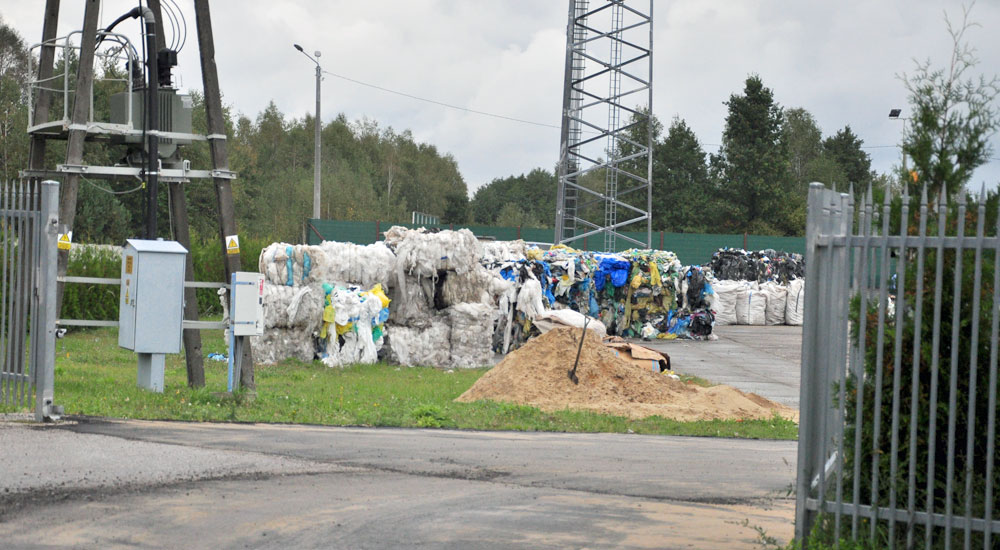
[118,239,187,353]
[231,272,264,336]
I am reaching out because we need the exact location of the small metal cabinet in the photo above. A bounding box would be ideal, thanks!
[118,239,187,353]
[231,272,265,337]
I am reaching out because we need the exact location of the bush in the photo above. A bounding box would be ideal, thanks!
[60,235,272,321]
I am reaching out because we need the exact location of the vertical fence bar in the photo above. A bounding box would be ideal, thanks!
[983,196,999,549]
[834,187,855,537]
[34,181,59,421]
[852,185,874,538]
[870,189,893,544]
[22,181,38,408]
[961,188,986,550]
[0,181,9,405]
[11,181,28,408]
[887,188,911,548]
[926,188,948,550]
[816,192,835,509]
[945,192,967,550]
[907,186,929,548]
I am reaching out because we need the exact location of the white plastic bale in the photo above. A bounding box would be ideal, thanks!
[314,241,395,289]
[482,240,527,263]
[447,302,495,368]
[440,268,492,307]
[387,318,452,367]
[785,279,805,325]
[386,226,483,279]
[760,282,788,326]
[734,282,767,326]
[251,328,316,364]
[261,283,325,333]
[388,274,435,325]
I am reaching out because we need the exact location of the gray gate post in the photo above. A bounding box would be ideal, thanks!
[34,180,59,421]
[795,182,827,539]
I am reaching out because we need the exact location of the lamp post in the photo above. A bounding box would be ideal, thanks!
[888,108,908,176]
[295,44,322,220]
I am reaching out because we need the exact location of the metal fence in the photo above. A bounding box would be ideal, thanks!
[1,179,59,420]
[796,183,999,549]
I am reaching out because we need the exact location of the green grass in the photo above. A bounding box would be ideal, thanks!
[1,327,798,439]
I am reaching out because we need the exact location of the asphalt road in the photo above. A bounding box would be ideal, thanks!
[1,419,797,549]
[0,325,804,549]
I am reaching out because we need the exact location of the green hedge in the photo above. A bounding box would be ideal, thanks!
[61,236,270,322]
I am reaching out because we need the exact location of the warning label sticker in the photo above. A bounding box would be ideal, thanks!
[226,234,240,255]
[57,231,72,251]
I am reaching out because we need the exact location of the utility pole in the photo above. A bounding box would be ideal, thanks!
[149,0,205,387]
[195,0,255,390]
[295,44,323,220]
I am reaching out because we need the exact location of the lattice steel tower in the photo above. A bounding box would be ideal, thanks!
[554,0,653,251]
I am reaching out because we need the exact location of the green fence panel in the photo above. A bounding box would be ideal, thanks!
[304,218,805,267]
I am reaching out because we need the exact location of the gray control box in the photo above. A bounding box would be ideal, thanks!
[231,272,265,337]
[118,239,187,353]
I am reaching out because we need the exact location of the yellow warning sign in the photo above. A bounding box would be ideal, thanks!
[226,234,240,255]
[57,232,72,251]
[125,255,134,274]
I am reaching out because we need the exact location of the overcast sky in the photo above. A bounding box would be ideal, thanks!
[5,0,1000,195]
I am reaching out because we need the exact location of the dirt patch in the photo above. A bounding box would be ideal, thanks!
[455,327,795,422]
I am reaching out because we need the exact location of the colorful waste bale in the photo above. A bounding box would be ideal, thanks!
[481,245,717,347]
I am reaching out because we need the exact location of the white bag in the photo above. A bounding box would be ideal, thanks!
[711,280,742,326]
[785,279,805,325]
[761,282,788,326]
[735,282,767,325]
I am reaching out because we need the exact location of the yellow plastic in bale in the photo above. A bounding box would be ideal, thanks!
[649,262,661,287]
[335,322,355,336]
[368,283,391,308]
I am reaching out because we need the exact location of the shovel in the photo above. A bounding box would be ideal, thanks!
[568,317,591,384]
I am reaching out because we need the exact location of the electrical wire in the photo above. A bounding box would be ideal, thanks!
[166,0,187,52]
[321,69,562,130]
[81,176,145,195]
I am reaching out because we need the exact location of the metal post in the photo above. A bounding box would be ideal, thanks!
[35,181,60,421]
[314,62,322,220]
[795,182,826,539]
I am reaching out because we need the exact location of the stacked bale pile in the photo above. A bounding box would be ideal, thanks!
[705,248,805,326]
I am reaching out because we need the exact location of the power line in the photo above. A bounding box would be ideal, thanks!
[321,69,562,130]
[314,69,1000,165]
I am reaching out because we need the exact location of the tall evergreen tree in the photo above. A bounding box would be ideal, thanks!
[713,75,793,234]
[822,125,871,188]
[652,117,713,233]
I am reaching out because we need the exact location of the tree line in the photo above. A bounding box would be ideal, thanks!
[2,12,996,243]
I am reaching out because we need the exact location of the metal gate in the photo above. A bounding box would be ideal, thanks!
[1,179,59,420]
[796,182,999,549]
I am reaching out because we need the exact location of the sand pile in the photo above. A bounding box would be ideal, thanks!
[455,327,795,422]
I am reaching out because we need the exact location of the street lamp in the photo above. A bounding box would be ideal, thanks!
[295,44,323,220]
[888,108,909,176]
